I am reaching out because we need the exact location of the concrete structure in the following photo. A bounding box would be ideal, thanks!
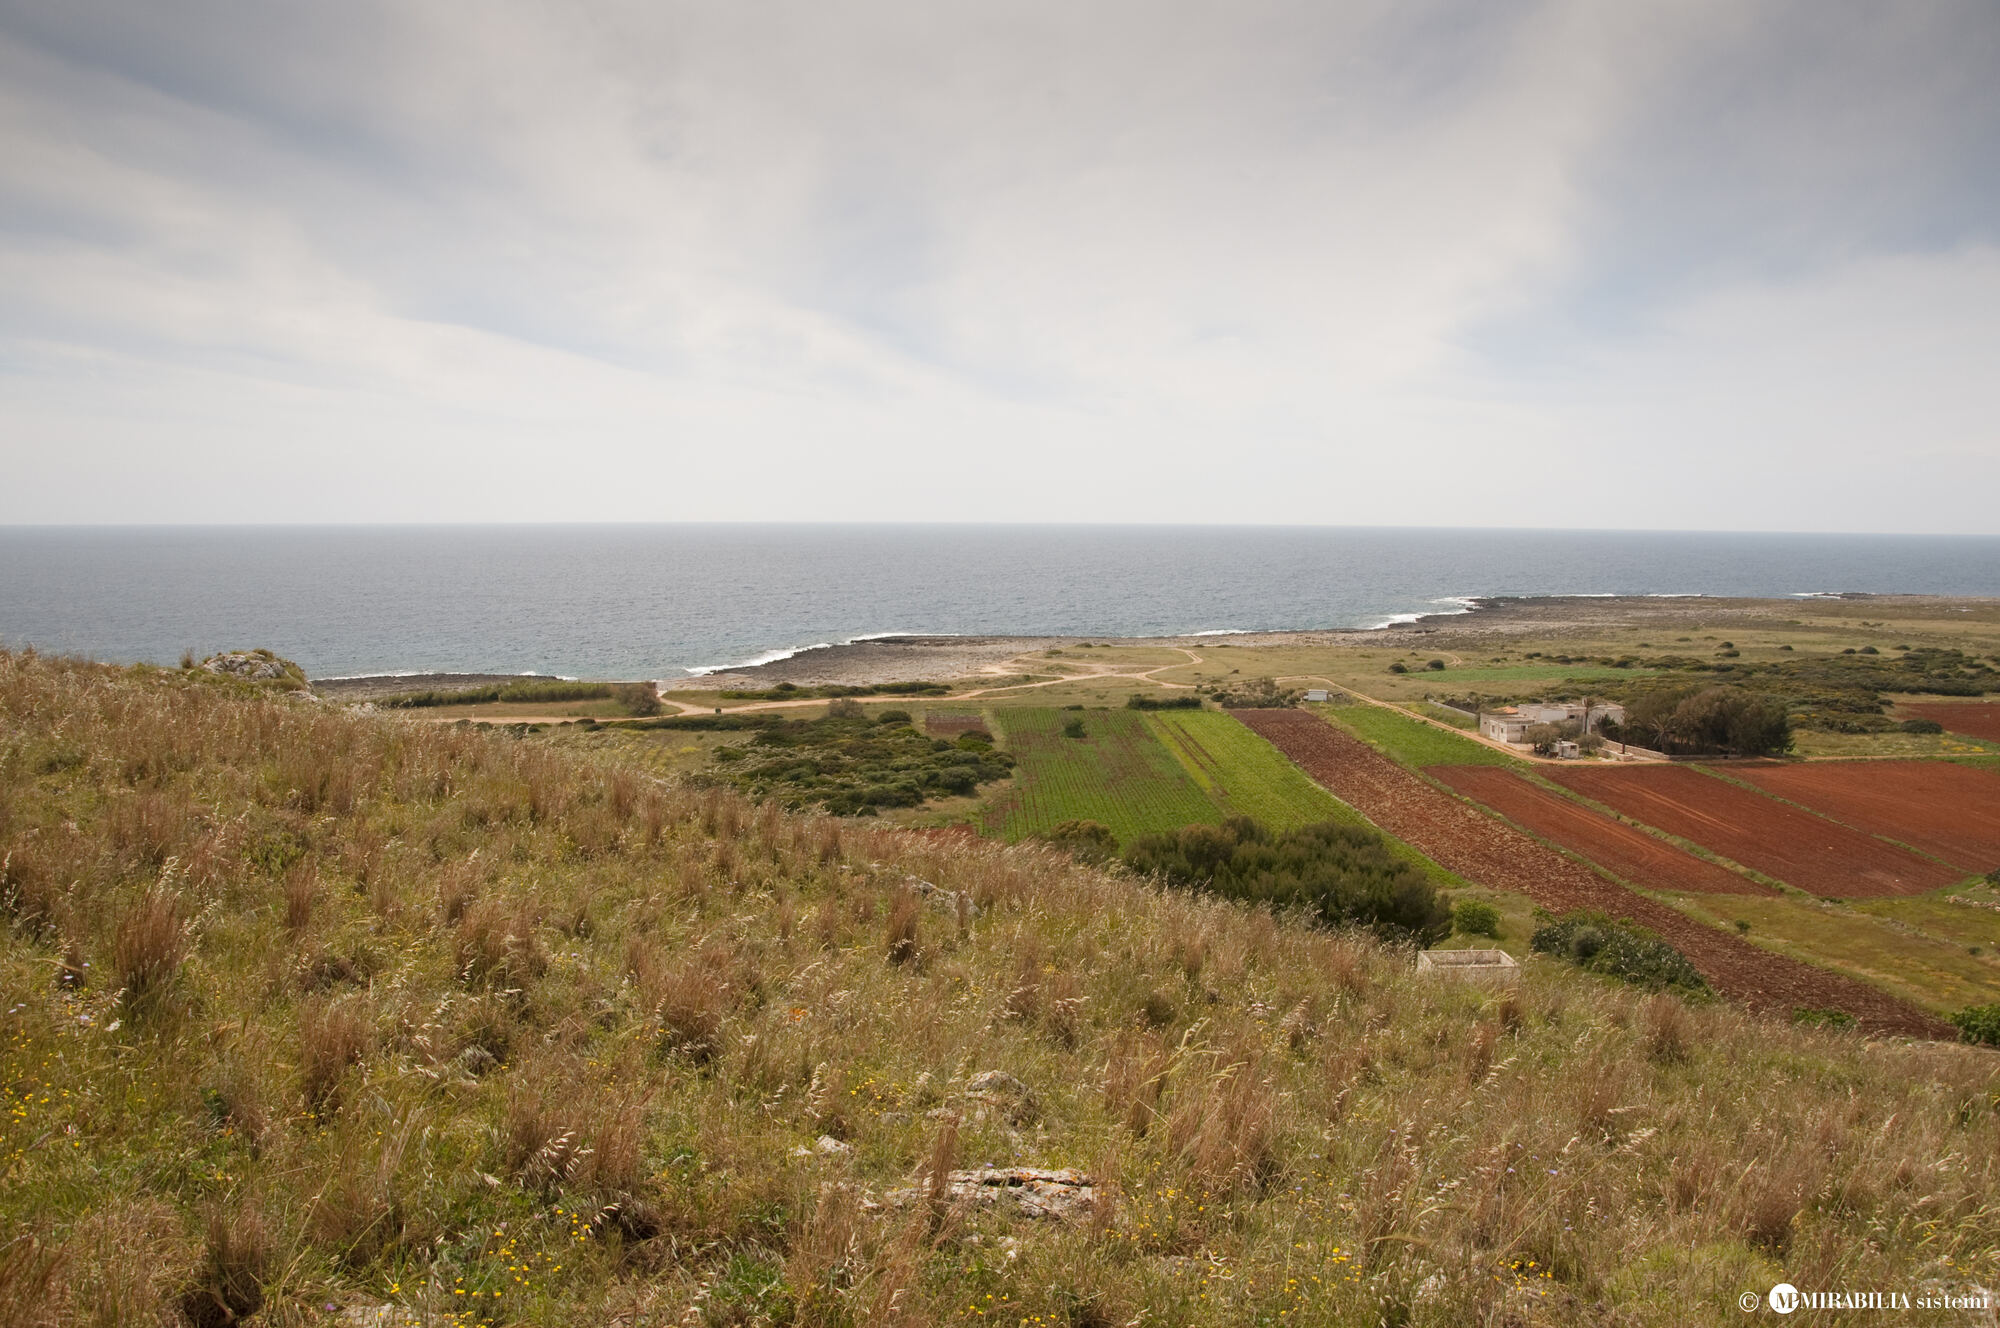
[1416,948,1520,985]
[1303,688,1331,703]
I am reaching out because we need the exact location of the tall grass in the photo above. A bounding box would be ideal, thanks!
[0,648,1995,1325]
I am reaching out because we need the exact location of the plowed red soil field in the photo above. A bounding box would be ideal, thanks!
[1429,765,1773,896]
[1233,709,1950,1037]
[1548,765,1961,898]
[1732,761,2000,873]
[1899,701,2000,743]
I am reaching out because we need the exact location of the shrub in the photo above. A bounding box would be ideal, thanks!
[1425,659,1445,671]
[876,709,912,725]
[1125,816,1450,942]
[1950,1003,2000,1047]
[1387,662,1408,674]
[1899,717,1944,734]
[1040,819,1117,864]
[1126,694,1202,710]
[1530,912,1706,993]
[609,681,661,717]
[1206,678,1302,709]
[825,698,866,720]
[1451,899,1501,938]
[1062,717,1087,739]
[377,679,615,708]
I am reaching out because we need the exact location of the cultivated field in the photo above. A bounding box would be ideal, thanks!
[1429,766,1773,897]
[1307,701,1522,769]
[1899,699,2000,743]
[1233,708,1951,1036]
[982,707,1221,844]
[1548,765,1965,899]
[1731,760,2000,873]
[1147,709,1346,829]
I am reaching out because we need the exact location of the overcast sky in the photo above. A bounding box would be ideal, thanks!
[2,1,1997,531]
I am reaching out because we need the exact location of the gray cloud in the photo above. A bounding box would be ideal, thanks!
[1,0,1996,530]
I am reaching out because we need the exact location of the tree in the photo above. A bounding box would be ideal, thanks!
[1618,685,1791,757]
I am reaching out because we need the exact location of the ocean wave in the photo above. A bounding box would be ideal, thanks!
[1364,613,1425,630]
[1189,628,1253,636]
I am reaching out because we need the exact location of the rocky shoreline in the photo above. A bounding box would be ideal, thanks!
[310,594,1999,694]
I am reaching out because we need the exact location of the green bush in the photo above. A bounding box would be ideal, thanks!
[609,681,661,717]
[696,710,1012,813]
[1899,717,1944,734]
[1387,662,1408,674]
[1124,816,1450,943]
[377,679,614,708]
[1126,694,1203,710]
[1530,912,1707,993]
[1451,899,1501,938]
[1950,1004,2000,1047]
[1062,717,1087,739]
[1041,819,1118,864]
[1426,659,1446,671]
[876,709,912,725]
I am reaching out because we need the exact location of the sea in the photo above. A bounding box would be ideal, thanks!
[3,525,1999,681]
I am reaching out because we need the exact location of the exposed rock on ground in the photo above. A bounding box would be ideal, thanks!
[884,1167,1099,1221]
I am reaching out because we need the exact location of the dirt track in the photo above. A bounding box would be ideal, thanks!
[1232,709,1952,1038]
[1429,765,1774,896]
[1549,765,1960,899]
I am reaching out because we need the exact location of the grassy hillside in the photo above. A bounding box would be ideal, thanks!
[2,651,1997,1327]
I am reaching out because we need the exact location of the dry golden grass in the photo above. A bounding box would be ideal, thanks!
[0,649,1996,1326]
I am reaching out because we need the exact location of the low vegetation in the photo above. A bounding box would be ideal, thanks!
[695,708,1013,815]
[1953,1004,2000,1047]
[716,680,952,700]
[1,650,1997,1326]
[1201,677,1301,708]
[373,679,620,709]
[1530,913,1709,995]
[1319,702,1524,770]
[1452,899,1502,939]
[1124,816,1452,942]
[1124,693,1203,711]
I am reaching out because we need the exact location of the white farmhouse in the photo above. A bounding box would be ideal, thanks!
[1477,700,1625,748]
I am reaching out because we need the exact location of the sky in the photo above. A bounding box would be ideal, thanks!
[2,1,1997,532]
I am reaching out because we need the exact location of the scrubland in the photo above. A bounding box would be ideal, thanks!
[2,649,1997,1327]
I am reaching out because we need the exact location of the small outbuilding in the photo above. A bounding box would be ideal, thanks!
[1303,688,1331,703]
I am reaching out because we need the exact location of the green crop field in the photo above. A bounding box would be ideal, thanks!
[1314,702,1525,770]
[983,707,1222,844]
[1146,709,1344,828]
